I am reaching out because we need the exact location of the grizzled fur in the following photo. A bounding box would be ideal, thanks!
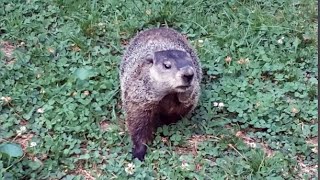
[120,27,202,161]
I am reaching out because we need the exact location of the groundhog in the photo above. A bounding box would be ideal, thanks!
[120,27,202,161]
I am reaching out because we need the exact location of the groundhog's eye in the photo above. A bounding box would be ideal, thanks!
[163,61,171,69]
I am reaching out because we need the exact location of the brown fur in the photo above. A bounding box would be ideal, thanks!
[120,27,202,160]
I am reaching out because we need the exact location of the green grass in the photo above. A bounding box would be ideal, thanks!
[0,0,318,179]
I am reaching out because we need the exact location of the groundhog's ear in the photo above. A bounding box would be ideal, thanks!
[186,52,192,58]
[145,54,154,64]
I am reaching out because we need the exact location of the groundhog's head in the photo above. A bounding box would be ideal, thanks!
[146,49,196,93]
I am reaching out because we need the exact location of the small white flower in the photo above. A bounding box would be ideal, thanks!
[218,102,224,107]
[98,22,104,26]
[1,96,12,103]
[20,126,27,133]
[248,142,256,148]
[198,39,204,44]
[16,126,27,135]
[83,90,90,96]
[16,130,22,136]
[291,107,299,114]
[181,161,190,170]
[125,163,135,175]
[145,9,151,15]
[277,36,284,44]
[37,108,44,113]
[213,102,218,107]
[225,56,232,63]
[30,142,37,147]
[47,47,55,54]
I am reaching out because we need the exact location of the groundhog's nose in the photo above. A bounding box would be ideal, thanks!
[182,67,194,84]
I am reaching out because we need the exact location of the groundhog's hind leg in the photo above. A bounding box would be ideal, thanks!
[127,111,154,161]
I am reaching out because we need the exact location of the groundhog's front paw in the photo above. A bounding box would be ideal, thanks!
[132,144,147,161]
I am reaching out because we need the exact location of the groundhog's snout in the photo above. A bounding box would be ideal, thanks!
[181,66,195,84]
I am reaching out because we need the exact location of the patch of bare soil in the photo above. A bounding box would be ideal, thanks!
[99,120,111,132]
[74,164,96,180]
[235,130,318,178]
[235,130,274,157]
[296,136,318,178]
[0,41,16,64]
[66,161,101,180]
[306,136,318,154]
[14,133,34,151]
[174,134,221,156]
[296,156,318,178]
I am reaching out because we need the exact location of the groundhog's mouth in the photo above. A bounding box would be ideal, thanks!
[176,85,191,91]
